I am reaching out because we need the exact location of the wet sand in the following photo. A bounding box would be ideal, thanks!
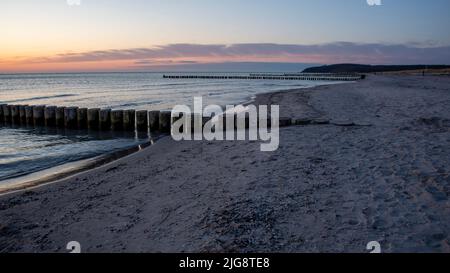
[1,75,449,253]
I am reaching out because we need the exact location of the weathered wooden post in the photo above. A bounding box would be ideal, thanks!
[44,106,57,127]
[77,108,88,129]
[19,105,27,125]
[99,109,111,130]
[64,107,78,129]
[3,105,11,124]
[87,108,100,129]
[136,110,148,132]
[10,105,20,125]
[25,106,34,126]
[148,110,160,132]
[56,107,65,128]
[159,111,171,133]
[33,105,45,126]
[123,109,135,131]
[111,110,124,131]
[0,104,6,124]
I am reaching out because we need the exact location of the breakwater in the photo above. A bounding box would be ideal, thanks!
[1,104,172,133]
[163,73,365,81]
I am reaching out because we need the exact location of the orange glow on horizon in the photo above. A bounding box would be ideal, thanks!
[0,52,333,73]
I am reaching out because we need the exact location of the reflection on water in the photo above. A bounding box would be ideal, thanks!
[0,124,150,181]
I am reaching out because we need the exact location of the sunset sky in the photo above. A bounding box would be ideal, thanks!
[1,0,450,72]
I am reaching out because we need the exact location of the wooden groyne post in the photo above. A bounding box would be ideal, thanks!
[56,107,65,128]
[11,105,20,125]
[64,107,78,129]
[159,111,171,133]
[99,109,111,130]
[148,110,160,132]
[136,110,148,132]
[78,108,88,129]
[88,108,100,129]
[25,106,34,126]
[1,105,10,124]
[77,108,88,129]
[33,106,45,127]
[19,105,27,124]
[123,109,136,131]
[111,110,124,131]
[0,105,4,124]
[44,106,57,127]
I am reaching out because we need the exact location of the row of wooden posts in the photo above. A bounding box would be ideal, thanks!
[163,74,365,81]
[0,104,172,133]
[1,103,306,134]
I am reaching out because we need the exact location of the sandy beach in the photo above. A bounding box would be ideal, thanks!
[0,75,449,253]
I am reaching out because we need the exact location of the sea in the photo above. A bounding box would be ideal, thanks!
[0,72,339,184]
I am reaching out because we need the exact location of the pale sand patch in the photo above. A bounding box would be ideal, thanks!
[0,75,449,253]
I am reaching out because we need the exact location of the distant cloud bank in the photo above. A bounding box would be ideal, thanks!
[28,42,450,66]
[2,42,448,72]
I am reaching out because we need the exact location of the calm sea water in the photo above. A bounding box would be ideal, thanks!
[0,72,337,182]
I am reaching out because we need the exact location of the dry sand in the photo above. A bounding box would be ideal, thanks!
[0,75,449,253]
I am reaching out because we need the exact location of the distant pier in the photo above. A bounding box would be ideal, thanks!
[163,73,365,81]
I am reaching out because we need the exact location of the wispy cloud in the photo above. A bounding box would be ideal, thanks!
[133,59,198,65]
[23,42,450,65]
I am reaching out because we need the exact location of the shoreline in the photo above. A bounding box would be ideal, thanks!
[0,140,154,196]
[0,81,344,196]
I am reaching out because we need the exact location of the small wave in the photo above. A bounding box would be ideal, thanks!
[112,100,164,109]
[4,94,77,104]
[159,82,193,87]
[208,91,229,97]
